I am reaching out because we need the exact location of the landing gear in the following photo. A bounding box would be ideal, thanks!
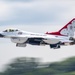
[50,42,61,49]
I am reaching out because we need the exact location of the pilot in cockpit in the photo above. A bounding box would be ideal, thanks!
[3,29,19,32]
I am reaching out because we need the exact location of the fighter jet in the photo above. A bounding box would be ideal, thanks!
[0,18,75,49]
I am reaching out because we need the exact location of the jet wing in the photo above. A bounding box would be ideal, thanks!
[10,34,61,44]
[9,33,72,44]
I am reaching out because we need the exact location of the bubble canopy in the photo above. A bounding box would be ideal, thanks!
[3,29,19,32]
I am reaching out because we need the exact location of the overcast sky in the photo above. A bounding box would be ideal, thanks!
[0,0,75,25]
[0,0,75,71]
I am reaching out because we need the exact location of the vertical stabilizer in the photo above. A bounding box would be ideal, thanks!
[46,18,75,36]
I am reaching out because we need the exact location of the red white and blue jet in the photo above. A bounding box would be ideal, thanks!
[0,18,75,49]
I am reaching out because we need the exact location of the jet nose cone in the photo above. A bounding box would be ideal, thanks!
[0,34,4,37]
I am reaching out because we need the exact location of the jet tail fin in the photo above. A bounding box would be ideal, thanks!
[46,18,75,36]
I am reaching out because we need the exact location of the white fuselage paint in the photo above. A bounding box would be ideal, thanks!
[0,30,70,44]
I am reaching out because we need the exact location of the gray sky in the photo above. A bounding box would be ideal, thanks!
[0,0,75,71]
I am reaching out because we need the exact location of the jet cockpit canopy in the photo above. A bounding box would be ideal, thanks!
[3,29,19,32]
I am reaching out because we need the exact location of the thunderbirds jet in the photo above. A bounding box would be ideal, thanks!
[0,18,75,49]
